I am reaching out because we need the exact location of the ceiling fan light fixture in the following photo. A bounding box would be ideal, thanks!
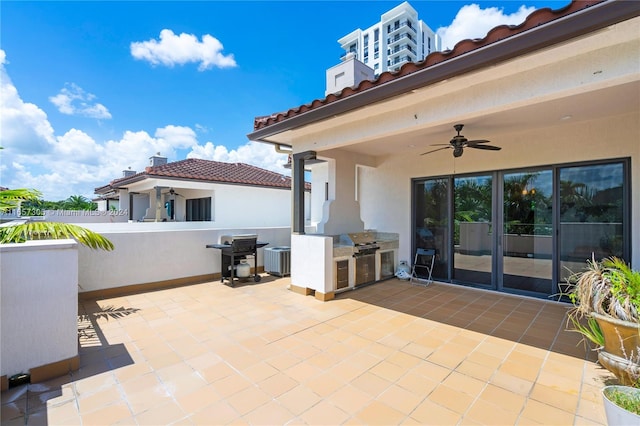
[421,124,501,157]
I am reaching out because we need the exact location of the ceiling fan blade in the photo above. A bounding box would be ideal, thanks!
[421,146,451,155]
[469,144,501,151]
[429,143,451,147]
[465,139,491,145]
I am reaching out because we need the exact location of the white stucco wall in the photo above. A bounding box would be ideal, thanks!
[41,210,129,223]
[357,112,640,268]
[77,223,292,292]
[291,234,333,293]
[0,240,78,378]
[212,185,295,228]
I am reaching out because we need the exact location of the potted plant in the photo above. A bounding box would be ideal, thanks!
[565,256,640,424]
[565,255,640,385]
[602,384,640,425]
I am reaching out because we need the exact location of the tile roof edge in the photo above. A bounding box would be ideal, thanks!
[94,159,298,193]
[250,0,626,134]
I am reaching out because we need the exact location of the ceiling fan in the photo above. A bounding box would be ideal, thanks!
[421,124,501,157]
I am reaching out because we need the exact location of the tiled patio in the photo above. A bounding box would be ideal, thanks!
[2,276,617,425]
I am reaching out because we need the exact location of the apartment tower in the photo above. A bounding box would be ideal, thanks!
[338,2,440,76]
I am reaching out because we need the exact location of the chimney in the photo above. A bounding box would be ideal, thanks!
[325,53,374,96]
[149,152,167,167]
[122,167,136,177]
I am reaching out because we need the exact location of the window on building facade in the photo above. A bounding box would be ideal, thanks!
[374,28,379,41]
[186,197,212,221]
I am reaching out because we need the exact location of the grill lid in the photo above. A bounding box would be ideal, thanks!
[339,232,380,255]
[220,234,258,245]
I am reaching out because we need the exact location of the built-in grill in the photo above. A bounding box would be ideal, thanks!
[340,232,380,255]
[340,232,380,286]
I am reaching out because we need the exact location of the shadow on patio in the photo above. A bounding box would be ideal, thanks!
[1,276,617,425]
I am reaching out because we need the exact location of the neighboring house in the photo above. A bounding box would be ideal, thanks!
[338,1,440,77]
[248,0,640,301]
[93,192,120,212]
[95,154,310,228]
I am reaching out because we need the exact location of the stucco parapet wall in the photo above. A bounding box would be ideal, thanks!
[0,239,77,252]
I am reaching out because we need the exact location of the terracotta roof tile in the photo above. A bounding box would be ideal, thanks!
[96,158,308,193]
[253,0,606,131]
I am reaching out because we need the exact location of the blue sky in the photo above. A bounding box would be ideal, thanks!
[1,0,567,200]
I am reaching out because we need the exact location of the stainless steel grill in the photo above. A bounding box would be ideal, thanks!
[339,232,380,286]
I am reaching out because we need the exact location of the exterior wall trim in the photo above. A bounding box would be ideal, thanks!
[249,0,638,141]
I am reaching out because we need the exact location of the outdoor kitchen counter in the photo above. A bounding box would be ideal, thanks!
[333,244,353,257]
[331,231,399,257]
[376,232,400,250]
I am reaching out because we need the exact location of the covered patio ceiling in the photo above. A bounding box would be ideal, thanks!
[250,6,639,161]
[339,79,640,158]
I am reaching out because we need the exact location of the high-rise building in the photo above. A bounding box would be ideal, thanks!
[337,2,440,76]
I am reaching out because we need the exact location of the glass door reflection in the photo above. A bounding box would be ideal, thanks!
[453,175,493,287]
[414,178,449,280]
[502,170,553,295]
[559,163,625,282]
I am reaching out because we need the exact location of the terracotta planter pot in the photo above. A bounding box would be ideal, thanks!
[593,313,640,386]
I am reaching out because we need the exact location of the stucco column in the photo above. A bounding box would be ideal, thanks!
[154,186,162,222]
[292,151,316,234]
[316,150,365,235]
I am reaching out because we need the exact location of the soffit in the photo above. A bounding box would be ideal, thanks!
[260,16,639,157]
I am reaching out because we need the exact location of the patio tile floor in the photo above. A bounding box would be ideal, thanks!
[1,276,618,425]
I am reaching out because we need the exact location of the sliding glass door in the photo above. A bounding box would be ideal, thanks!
[411,159,629,299]
[453,175,493,287]
[414,178,449,280]
[558,163,626,282]
[502,170,553,295]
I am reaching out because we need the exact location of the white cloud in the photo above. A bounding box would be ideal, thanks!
[49,83,112,119]
[154,125,198,148]
[55,129,104,164]
[0,49,284,200]
[437,4,536,51]
[130,29,237,71]
[194,123,209,134]
[0,49,56,154]
[188,141,289,176]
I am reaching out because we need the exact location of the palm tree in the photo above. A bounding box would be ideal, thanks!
[0,187,113,250]
[63,195,96,211]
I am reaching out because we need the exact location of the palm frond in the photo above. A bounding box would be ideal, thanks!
[0,188,42,212]
[0,221,114,250]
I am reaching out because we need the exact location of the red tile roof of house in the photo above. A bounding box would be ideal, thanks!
[95,158,308,193]
[252,0,620,132]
